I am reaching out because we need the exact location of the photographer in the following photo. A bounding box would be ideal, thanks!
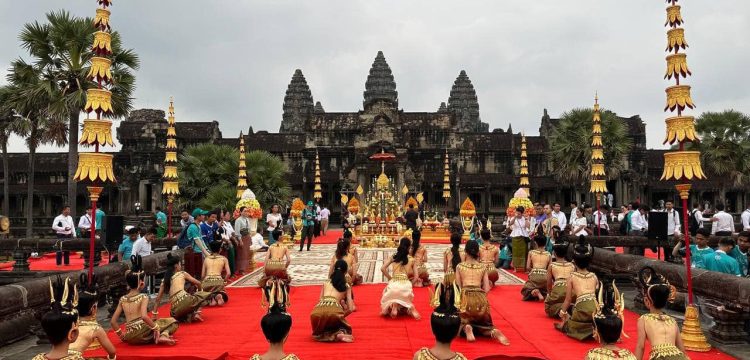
[299,201,316,251]
[266,204,283,245]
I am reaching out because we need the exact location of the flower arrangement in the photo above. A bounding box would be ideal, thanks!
[347,198,360,214]
[235,189,263,219]
[506,188,535,217]
[459,197,476,218]
[290,198,305,218]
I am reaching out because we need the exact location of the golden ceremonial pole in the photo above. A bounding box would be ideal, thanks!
[590,94,607,238]
[442,149,451,216]
[520,134,530,192]
[75,0,117,281]
[314,149,322,201]
[161,98,180,238]
[237,133,247,198]
[661,0,710,351]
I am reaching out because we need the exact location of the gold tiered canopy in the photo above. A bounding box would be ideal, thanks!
[236,133,247,198]
[314,150,322,200]
[442,149,451,199]
[161,98,180,196]
[519,135,529,189]
[590,94,607,194]
[74,0,116,184]
[660,0,704,182]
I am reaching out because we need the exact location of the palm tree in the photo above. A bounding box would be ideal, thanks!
[547,108,633,195]
[695,110,750,203]
[0,86,24,216]
[177,144,291,211]
[6,60,69,237]
[18,10,139,216]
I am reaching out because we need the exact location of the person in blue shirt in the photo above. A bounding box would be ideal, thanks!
[672,228,714,269]
[155,206,168,238]
[200,211,220,246]
[299,201,316,252]
[95,208,105,231]
[730,231,749,277]
[703,237,742,276]
[118,226,139,261]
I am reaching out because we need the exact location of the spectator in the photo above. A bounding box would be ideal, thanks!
[95,208,105,233]
[731,231,749,277]
[154,206,167,238]
[320,205,331,235]
[190,208,211,257]
[703,237,742,276]
[571,207,588,237]
[219,210,237,276]
[52,205,75,239]
[569,201,579,224]
[629,205,649,236]
[663,200,681,237]
[672,228,714,269]
[530,203,546,236]
[404,203,419,231]
[689,203,704,236]
[118,226,139,261]
[300,201,316,251]
[551,203,567,232]
[593,205,610,236]
[266,204,283,245]
[78,206,94,238]
[250,231,269,252]
[180,210,194,230]
[583,204,594,229]
[741,205,750,232]
[200,211,220,245]
[704,204,734,236]
[132,227,156,258]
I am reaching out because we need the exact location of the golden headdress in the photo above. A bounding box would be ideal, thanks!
[49,276,79,316]
[429,282,461,317]
[594,280,629,339]
[637,266,677,303]
[262,279,290,314]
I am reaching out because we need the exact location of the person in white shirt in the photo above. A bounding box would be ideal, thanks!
[250,231,268,251]
[77,207,94,238]
[663,201,681,237]
[593,205,610,236]
[629,205,649,235]
[568,201,579,225]
[52,205,75,239]
[552,203,567,232]
[319,206,331,235]
[704,203,734,236]
[131,227,154,257]
[508,206,531,271]
[571,207,588,237]
[741,206,750,232]
[266,204,284,245]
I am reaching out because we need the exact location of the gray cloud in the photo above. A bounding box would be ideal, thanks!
[1,0,748,152]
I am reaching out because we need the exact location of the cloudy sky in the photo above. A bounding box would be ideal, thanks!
[1,0,748,152]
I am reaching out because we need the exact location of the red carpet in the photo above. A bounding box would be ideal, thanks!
[88,284,733,360]
[0,252,110,272]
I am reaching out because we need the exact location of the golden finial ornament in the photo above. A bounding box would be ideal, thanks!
[589,93,607,194]
[519,134,530,188]
[314,150,322,200]
[236,132,247,198]
[442,149,451,199]
[161,97,180,197]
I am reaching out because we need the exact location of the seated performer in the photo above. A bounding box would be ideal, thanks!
[413,282,467,360]
[329,238,362,286]
[411,230,430,287]
[153,253,211,323]
[521,234,551,301]
[634,267,687,360]
[443,233,464,285]
[111,255,178,345]
[544,237,575,318]
[381,237,421,319]
[201,241,231,306]
[33,277,85,360]
[252,280,298,360]
[455,240,510,345]
[69,274,117,359]
[310,260,355,342]
[586,281,635,360]
[258,240,292,288]
[479,229,499,287]
[556,236,598,340]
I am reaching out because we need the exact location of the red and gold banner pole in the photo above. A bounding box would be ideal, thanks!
[660,0,710,351]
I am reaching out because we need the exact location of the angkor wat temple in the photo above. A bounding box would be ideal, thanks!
[1,51,745,222]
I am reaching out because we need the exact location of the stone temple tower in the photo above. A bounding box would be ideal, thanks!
[363,51,398,110]
[280,69,314,133]
[447,70,488,132]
